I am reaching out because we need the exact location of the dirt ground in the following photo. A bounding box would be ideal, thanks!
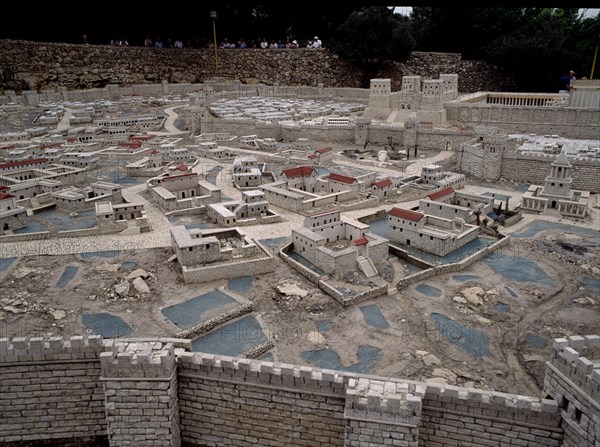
[1,217,598,397]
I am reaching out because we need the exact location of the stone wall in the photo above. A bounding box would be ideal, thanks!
[0,335,107,446]
[0,40,516,93]
[3,335,585,447]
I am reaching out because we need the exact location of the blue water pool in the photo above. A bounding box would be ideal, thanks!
[82,313,133,338]
[0,257,17,273]
[286,251,326,275]
[526,334,548,348]
[80,250,121,259]
[258,236,288,251]
[228,276,253,293]
[482,252,553,286]
[495,303,510,312]
[316,320,332,332]
[359,304,390,329]
[301,345,383,374]
[162,290,238,329]
[512,220,600,239]
[416,283,443,297]
[452,274,481,282]
[504,285,519,298]
[120,260,138,271]
[191,314,267,357]
[56,266,78,288]
[431,313,491,357]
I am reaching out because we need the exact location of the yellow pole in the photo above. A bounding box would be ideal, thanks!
[212,18,219,72]
[591,33,599,79]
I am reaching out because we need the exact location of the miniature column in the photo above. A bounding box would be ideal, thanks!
[100,341,181,447]
[344,377,422,446]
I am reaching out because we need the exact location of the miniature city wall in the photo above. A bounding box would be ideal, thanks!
[2,334,598,446]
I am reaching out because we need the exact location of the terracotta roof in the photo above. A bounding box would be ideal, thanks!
[353,237,369,246]
[427,186,455,201]
[129,135,157,141]
[307,154,318,159]
[374,178,392,188]
[174,164,189,171]
[0,185,9,190]
[1,145,17,150]
[388,207,424,222]
[283,166,315,178]
[40,143,63,149]
[149,149,160,155]
[328,173,356,184]
[0,158,48,169]
[119,142,142,149]
[0,192,15,200]
[316,146,332,154]
[66,138,77,143]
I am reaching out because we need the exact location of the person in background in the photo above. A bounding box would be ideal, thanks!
[559,70,575,93]
[237,37,247,48]
[144,36,153,47]
[311,36,322,48]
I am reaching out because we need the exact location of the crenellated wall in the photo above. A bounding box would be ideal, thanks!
[1,334,598,446]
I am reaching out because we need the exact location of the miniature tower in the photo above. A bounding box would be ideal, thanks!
[541,152,573,198]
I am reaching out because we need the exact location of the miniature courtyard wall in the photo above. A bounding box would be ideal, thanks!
[5,335,593,446]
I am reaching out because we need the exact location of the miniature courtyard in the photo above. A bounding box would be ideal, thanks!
[0,78,598,399]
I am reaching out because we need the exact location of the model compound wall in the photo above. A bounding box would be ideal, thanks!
[1,334,598,446]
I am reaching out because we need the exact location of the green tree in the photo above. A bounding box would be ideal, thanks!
[328,6,415,63]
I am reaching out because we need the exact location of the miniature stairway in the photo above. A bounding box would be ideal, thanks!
[357,256,378,278]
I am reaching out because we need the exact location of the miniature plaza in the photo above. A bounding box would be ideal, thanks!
[1,75,599,407]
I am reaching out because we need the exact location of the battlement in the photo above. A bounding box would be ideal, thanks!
[345,377,423,426]
[177,351,347,396]
[100,339,177,378]
[0,334,104,362]
[549,335,600,403]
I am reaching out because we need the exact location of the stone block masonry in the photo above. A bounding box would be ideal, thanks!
[0,335,107,446]
[544,335,600,447]
[3,335,600,446]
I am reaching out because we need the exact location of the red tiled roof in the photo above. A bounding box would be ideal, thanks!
[374,178,392,188]
[283,166,315,178]
[307,154,318,159]
[0,185,9,190]
[328,173,356,184]
[1,145,17,150]
[316,146,332,154]
[119,142,142,149]
[0,192,15,200]
[388,207,424,222]
[353,237,368,246]
[0,158,48,169]
[174,164,189,171]
[149,149,160,155]
[66,138,77,143]
[427,186,455,201]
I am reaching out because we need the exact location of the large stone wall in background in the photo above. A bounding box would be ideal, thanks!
[0,39,517,94]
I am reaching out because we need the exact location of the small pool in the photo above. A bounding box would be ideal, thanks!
[286,251,326,275]
[483,253,553,286]
[14,208,97,233]
[0,257,17,273]
[316,320,332,332]
[228,276,253,293]
[82,313,133,338]
[301,345,383,374]
[359,304,390,330]
[495,302,510,312]
[80,250,121,259]
[258,236,288,251]
[431,313,491,357]
[452,274,481,282]
[120,260,138,271]
[416,283,443,298]
[504,285,519,298]
[162,290,238,329]
[191,314,267,357]
[512,220,600,239]
[526,334,548,348]
[56,266,78,288]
